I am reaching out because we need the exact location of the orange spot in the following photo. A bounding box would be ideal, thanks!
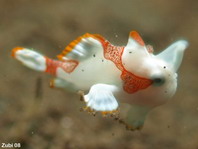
[130,31,145,46]
[11,47,24,57]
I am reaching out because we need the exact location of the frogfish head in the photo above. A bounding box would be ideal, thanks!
[122,31,188,107]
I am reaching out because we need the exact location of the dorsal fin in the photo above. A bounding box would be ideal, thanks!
[57,33,106,61]
[125,31,148,55]
[129,31,145,46]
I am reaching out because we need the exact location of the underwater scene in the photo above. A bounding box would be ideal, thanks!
[0,0,197,148]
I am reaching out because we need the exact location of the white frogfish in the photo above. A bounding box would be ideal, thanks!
[11,31,188,130]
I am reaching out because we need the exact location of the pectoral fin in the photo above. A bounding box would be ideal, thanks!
[82,84,119,112]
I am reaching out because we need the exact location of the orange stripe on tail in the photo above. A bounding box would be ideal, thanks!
[11,47,24,58]
[45,57,79,76]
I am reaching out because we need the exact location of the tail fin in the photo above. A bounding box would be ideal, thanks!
[12,47,47,72]
[12,47,79,76]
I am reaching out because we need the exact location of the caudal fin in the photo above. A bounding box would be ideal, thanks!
[12,47,79,76]
[12,47,47,72]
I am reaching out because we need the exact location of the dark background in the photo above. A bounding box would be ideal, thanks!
[0,0,197,148]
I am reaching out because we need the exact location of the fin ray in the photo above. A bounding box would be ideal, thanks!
[84,84,119,112]
[57,33,106,61]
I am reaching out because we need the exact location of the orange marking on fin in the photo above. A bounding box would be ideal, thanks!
[45,58,57,75]
[57,33,104,60]
[93,34,106,42]
[45,57,79,76]
[130,31,145,46]
[11,47,24,57]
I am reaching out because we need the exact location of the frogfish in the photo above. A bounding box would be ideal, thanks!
[11,31,188,130]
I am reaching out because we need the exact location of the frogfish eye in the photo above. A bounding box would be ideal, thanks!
[151,75,165,86]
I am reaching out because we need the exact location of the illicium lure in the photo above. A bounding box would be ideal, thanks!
[11,31,188,130]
